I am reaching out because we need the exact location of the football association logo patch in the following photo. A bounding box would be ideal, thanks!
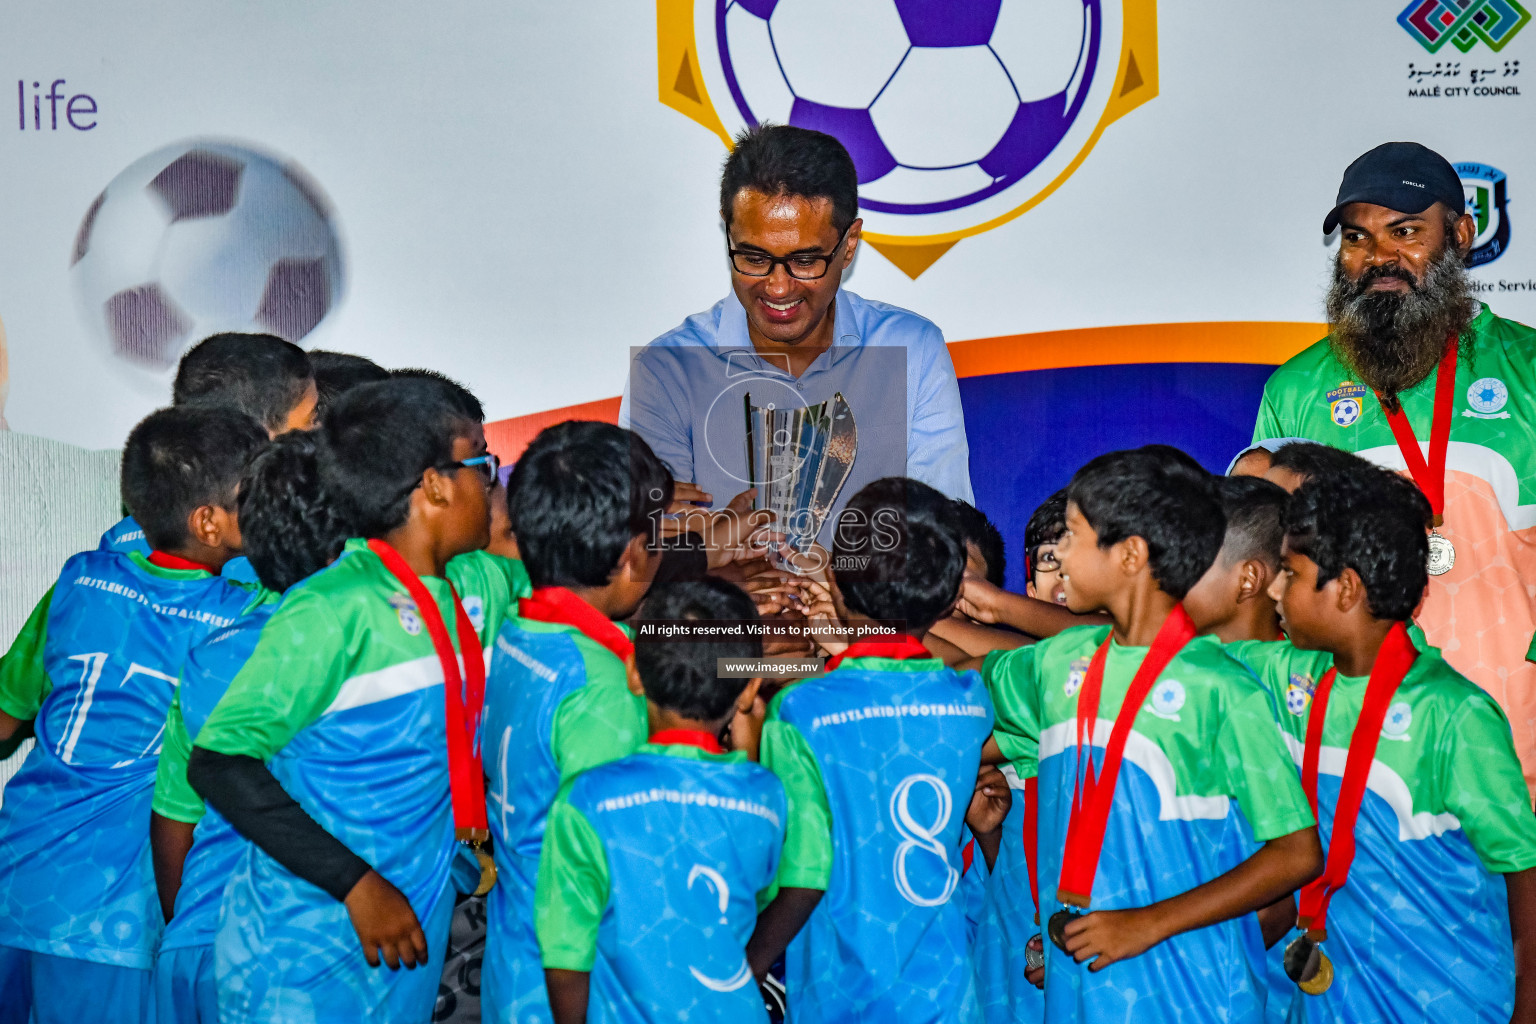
[1285,673,1315,716]
[1148,678,1185,720]
[388,593,423,636]
[1465,376,1511,419]
[1325,382,1368,427]
[1064,656,1090,698]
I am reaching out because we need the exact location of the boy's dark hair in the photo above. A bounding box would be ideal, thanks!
[1024,488,1069,576]
[833,477,965,632]
[237,432,351,592]
[391,368,485,422]
[950,499,1005,586]
[309,351,389,416]
[1065,446,1224,600]
[720,124,859,234]
[634,580,762,723]
[507,422,673,588]
[1214,475,1288,570]
[320,377,482,538]
[1269,441,1370,482]
[172,333,313,434]
[120,406,269,552]
[1284,467,1431,621]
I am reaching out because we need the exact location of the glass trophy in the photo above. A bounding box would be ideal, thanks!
[744,391,857,566]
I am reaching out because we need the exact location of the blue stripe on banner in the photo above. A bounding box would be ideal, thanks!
[960,362,1277,593]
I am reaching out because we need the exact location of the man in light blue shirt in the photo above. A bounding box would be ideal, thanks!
[620,125,971,548]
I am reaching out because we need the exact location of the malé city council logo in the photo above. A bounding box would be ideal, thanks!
[1457,161,1511,267]
[1399,0,1530,52]
[656,0,1157,277]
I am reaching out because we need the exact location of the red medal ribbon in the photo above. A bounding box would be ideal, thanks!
[1024,774,1040,915]
[824,633,931,672]
[1296,622,1418,936]
[518,587,635,662]
[368,539,489,840]
[1374,336,1457,527]
[1056,605,1198,907]
[147,551,217,573]
[650,728,725,754]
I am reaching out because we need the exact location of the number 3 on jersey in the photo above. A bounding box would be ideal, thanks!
[890,773,958,908]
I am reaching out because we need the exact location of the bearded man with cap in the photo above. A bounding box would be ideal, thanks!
[1254,141,1536,793]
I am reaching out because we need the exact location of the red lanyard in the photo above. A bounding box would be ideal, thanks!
[148,551,216,573]
[1023,774,1040,914]
[1296,622,1417,936]
[651,729,725,754]
[824,634,931,672]
[1057,605,1197,907]
[368,540,489,841]
[518,587,635,662]
[1375,337,1457,527]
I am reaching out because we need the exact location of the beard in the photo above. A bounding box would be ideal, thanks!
[1324,245,1476,403]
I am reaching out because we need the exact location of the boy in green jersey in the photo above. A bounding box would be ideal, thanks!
[186,376,499,1023]
[979,445,1321,1024]
[1232,463,1536,1023]
[537,578,783,1024]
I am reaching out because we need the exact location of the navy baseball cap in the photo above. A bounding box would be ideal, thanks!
[1323,142,1465,233]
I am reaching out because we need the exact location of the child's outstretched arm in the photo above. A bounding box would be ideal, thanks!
[957,576,1109,638]
[1062,826,1322,971]
[1507,867,1536,1024]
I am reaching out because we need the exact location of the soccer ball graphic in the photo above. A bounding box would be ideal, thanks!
[715,0,1100,215]
[70,140,343,370]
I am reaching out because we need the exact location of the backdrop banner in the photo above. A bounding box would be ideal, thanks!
[2,0,1533,589]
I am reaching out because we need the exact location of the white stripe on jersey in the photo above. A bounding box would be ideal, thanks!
[1039,718,1231,822]
[1278,731,1461,841]
[323,649,493,715]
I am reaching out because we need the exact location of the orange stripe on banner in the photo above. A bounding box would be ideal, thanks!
[484,396,621,464]
[946,321,1324,378]
[482,322,1326,463]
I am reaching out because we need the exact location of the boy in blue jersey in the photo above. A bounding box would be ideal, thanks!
[147,430,351,1024]
[746,476,999,1024]
[186,377,498,1023]
[1233,466,1536,1023]
[537,578,785,1023]
[482,421,672,1024]
[0,405,270,1024]
[98,332,317,564]
[977,446,1322,1024]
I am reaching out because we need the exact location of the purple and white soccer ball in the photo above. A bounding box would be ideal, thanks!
[715,0,1099,215]
[70,140,344,370]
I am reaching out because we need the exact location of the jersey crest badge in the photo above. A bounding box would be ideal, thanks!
[1465,376,1511,419]
[387,593,423,636]
[1148,678,1185,720]
[1285,672,1316,716]
[1064,656,1090,698]
[1326,382,1368,427]
[462,595,485,634]
[1381,700,1413,740]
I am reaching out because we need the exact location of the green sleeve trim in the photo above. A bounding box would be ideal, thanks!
[1217,682,1316,842]
[193,591,348,760]
[982,646,1040,772]
[0,586,55,721]
[760,718,832,891]
[536,788,610,971]
[551,647,647,782]
[1440,694,1536,874]
[151,693,205,824]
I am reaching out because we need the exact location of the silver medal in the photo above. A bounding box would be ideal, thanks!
[1427,531,1455,576]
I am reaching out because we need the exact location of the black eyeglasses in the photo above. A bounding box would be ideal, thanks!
[728,224,851,280]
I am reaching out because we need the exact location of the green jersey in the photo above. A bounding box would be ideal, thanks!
[1253,304,1536,790]
[983,626,1313,1024]
[1230,640,1536,1022]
